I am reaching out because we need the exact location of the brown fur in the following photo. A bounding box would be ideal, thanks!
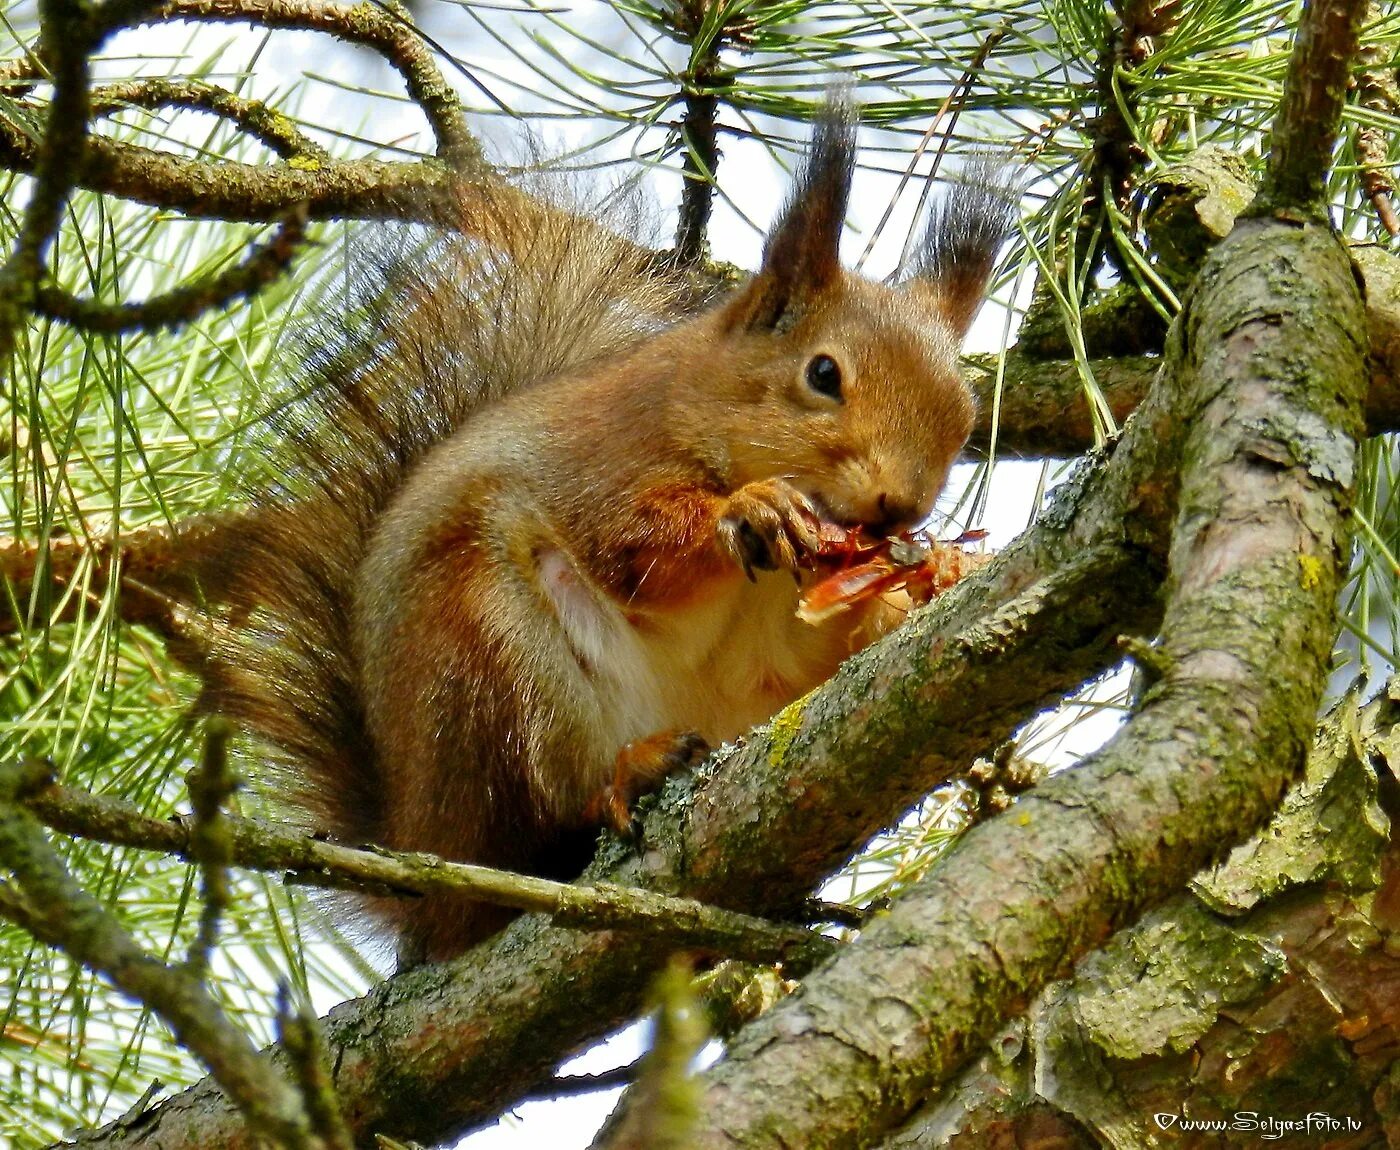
[198,111,1015,965]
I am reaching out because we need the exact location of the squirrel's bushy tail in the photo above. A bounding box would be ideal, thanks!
[195,178,683,851]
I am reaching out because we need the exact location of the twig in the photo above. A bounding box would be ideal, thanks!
[669,0,730,266]
[1116,632,1172,685]
[527,1064,638,1102]
[22,779,838,971]
[32,209,309,334]
[183,720,237,979]
[278,986,353,1150]
[673,81,721,266]
[144,0,477,168]
[90,76,329,162]
[91,0,167,35]
[1074,0,1180,283]
[799,897,888,930]
[595,958,705,1150]
[1352,2,1399,236]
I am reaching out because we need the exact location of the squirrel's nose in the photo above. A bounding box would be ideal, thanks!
[868,492,921,537]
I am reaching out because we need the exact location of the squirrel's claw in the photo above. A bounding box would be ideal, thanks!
[718,480,821,580]
[587,729,712,840]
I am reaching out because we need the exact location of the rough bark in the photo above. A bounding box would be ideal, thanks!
[12,6,1383,1147]
[890,682,1400,1148]
[64,259,1239,1148]
[61,494,1162,1150]
[966,244,1400,458]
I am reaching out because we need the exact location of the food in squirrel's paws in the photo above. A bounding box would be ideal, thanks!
[797,524,991,624]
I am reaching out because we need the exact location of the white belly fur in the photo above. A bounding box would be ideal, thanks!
[538,546,848,760]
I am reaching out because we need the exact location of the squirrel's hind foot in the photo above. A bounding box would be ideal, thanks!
[586,729,711,838]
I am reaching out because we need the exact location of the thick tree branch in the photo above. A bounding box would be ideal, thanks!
[6,5,1381,1147]
[888,681,1400,1144]
[662,202,1366,1150]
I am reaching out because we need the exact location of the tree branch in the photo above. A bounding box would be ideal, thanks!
[1075,0,1178,282]
[968,239,1400,458]
[31,209,308,334]
[144,0,479,169]
[22,778,837,971]
[0,0,94,365]
[69,336,1188,1147]
[661,192,1366,1150]
[1352,2,1399,236]
[1257,0,1368,215]
[670,0,725,267]
[889,680,1400,1144]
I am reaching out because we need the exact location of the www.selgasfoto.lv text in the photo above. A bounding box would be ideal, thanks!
[1154,1112,1362,1139]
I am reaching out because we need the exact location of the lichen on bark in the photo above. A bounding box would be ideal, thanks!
[895,682,1400,1148]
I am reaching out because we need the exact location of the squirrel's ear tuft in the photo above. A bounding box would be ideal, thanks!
[903,157,1018,339]
[724,98,856,333]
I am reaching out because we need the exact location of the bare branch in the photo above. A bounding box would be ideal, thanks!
[663,190,1366,1150]
[183,721,238,979]
[277,988,353,1150]
[1257,0,1370,214]
[144,0,479,168]
[31,209,309,334]
[22,779,837,971]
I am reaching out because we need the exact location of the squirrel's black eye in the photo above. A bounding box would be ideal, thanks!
[805,354,843,401]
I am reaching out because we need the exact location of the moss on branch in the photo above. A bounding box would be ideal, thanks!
[891,682,1399,1144]
[663,211,1366,1150]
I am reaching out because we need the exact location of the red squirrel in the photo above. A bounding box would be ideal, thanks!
[197,108,1014,965]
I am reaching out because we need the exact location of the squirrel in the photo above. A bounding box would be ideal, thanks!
[190,107,1015,966]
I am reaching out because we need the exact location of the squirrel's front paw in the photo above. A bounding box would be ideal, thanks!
[718,480,821,582]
